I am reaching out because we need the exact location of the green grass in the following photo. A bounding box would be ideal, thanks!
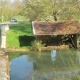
[0,15,26,23]
[12,15,26,20]
[6,22,35,49]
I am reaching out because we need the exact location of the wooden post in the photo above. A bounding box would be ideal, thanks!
[77,34,80,48]
[71,34,77,48]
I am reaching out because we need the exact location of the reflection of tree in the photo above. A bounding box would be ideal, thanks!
[55,50,79,70]
[27,50,80,80]
[27,51,53,72]
[8,52,28,61]
[31,50,80,73]
[9,50,79,72]
[8,52,21,61]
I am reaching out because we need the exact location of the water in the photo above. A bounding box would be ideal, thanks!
[9,49,80,80]
[10,55,34,80]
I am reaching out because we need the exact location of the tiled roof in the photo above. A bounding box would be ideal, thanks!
[32,20,80,35]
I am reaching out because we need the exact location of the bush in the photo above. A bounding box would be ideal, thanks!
[31,40,45,52]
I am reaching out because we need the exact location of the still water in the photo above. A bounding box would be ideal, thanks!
[8,49,80,80]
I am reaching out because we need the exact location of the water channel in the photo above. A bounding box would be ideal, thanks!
[8,49,80,80]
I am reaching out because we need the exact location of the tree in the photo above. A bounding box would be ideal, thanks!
[0,0,4,22]
[23,0,54,21]
[12,0,24,16]
[0,0,23,22]
[23,0,80,21]
[56,0,80,21]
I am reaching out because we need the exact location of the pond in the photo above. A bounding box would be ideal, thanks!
[8,49,80,80]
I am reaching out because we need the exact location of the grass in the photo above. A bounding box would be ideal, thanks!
[0,15,26,23]
[6,22,35,49]
[12,15,26,20]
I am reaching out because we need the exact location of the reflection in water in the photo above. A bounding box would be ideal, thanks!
[51,50,56,61]
[10,55,34,80]
[77,51,80,64]
[9,50,80,80]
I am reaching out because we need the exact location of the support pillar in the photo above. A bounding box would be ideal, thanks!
[71,34,77,48]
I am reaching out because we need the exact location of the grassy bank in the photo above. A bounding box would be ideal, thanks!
[6,22,35,49]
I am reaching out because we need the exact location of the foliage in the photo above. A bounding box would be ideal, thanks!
[72,76,80,80]
[23,0,54,21]
[57,0,80,21]
[31,40,45,52]
[8,52,21,61]
[12,15,26,20]
[6,22,34,49]
[0,0,24,22]
[0,0,80,22]
[71,71,80,80]
[23,0,80,21]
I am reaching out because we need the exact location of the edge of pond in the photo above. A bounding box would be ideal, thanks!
[7,45,70,53]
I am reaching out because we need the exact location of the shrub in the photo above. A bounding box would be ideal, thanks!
[31,40,45,52]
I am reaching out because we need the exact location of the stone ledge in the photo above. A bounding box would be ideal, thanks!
[0,55,10,80]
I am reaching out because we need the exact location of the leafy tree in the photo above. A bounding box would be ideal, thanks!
[12,0,24,16]
[0,0,23,22]
[23,0,80,21]
[56,0,80,21]
[23,0,54,21]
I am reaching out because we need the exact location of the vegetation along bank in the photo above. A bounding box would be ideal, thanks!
[6,22,80,52]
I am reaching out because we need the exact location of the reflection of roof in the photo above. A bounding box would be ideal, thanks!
[32,20,80,35]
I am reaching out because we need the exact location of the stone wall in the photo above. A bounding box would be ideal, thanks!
[0,54,10,80]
